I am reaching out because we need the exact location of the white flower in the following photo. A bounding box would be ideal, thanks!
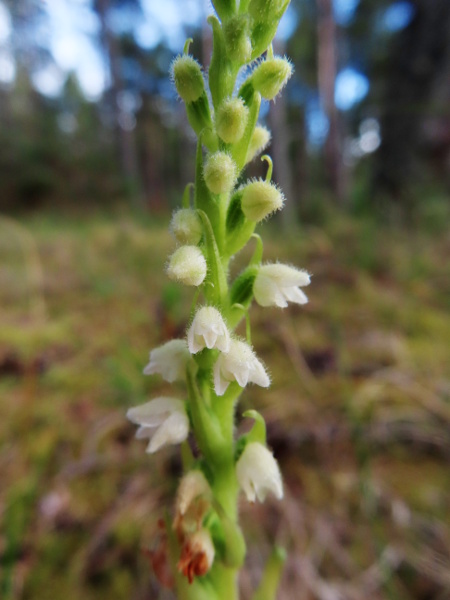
[167,245,207,287]
[213,339,270,396]
[253,263,310,308]
[187,306,230,354]
[143,339,190,383]
[236,442,283,503]
[126,397,189,454]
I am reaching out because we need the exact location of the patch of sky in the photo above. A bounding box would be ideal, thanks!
[0,1,11,44]
[381,2,415,32]
[276,4,298,41]
[0,49,15,85]
[333,0,359,26]
[32,64,66,98]
[335,67,369,110]
[306,99,329,147]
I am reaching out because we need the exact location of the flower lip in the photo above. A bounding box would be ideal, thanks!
[236,441,283,503]
[187,306,231,354]
[127,397,189,453]
[213,338,270,396]
[253,263,311,308]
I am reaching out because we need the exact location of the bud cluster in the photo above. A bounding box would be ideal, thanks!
[126,0,311,597]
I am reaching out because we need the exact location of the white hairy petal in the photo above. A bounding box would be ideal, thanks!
[143,339,190,382]
[147,410,189,453]
[213,339,270,396]
[187,307,230,354]
[236,442,283,503]
[254,263,310,308]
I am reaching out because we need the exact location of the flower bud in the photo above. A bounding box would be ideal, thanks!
[167,246,207,287]
[254,263,310,308]
[250,57,293,100]
[216,98,249,144]
[223,15,252,64]
[178,529,215,584]
[203,151,237,195]
[170,209,203,245]
[171,55,205,103]
[241,180,284,221]
[246,125,271,163]
[248,0,285,19]
[236,441,283,503]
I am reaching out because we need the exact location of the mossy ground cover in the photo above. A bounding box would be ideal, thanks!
[0,211,449,600]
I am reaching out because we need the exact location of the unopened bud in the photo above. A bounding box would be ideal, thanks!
[223,15,252,64]
[241,180,284,221]
[204,151,237,195]
[216,98,249,144]
[171,55,205,103]
[170,209,203,245]
[246,125,271,163]
[248,0,285,19]
[250,57,293,100]
[167,246,207,287]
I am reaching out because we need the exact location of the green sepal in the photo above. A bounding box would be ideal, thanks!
[232,91,261,171]
[194,136,220,232]
[197,210,229,306]
[211,0,237,20]
[185,91,217,151]
[182,182,194,208]
[249,0,290,59]
[225,192,256,257]
[186,362,226,461]
[208,16,238,111]
[229,265,258,307]
[250,546,287,600]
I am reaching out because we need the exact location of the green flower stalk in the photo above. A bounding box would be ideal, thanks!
[127,2,310,598]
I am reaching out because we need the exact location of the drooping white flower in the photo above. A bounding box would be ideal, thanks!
[126,397,189,454]
[187,306,230,354]
[253,263,310,308]
[236,442,283,503]
[143,339,191,383]
[213,339,270,396]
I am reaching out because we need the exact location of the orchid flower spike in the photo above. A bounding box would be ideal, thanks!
[187,306,231,354]
[126,397,189,453]
[143,339,191,383]
[213,339,270,396]
[236,441,283,503]
[253,263,311,308]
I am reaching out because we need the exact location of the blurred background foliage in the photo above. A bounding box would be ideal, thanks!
[0,1,449,599]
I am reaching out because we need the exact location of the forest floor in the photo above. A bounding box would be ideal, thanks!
[0,210,449,600]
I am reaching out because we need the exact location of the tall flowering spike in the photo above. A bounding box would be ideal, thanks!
[246,125,271,163]
[250,56,293,100]
[127,398,189,454]
[203,151,237,195]
[213,339,270,396]
[167,245,207,287]
[143,339,191,383]
[254,263,311,308]
[171,55,205,103]
[216,97,249,144]
[241,179,284,222]
[236,442,283,503]
[187,306,230,354]
[178,529,215,584]
[170,209,203,246]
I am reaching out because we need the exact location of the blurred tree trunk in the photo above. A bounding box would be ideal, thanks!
[316,0,346,205]
[373,0,450,205]
[94,0,142,205]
